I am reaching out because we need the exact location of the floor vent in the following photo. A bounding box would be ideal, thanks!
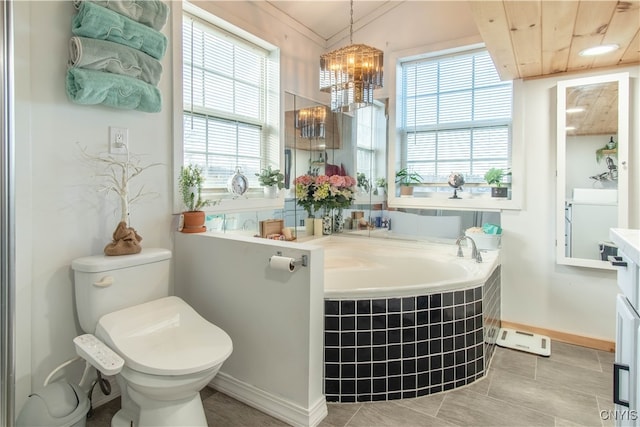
[496,327,551,357]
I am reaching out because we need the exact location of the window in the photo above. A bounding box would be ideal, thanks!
[182,12,279,193]
[400,49,512,193]
[356,101,386,186]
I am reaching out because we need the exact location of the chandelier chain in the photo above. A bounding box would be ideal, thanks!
[350,0,353,44]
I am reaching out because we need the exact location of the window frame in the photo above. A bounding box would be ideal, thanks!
[172,1,282,214]
[387,42,524,211]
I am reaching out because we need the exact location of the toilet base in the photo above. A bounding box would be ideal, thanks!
[111,388,207,427]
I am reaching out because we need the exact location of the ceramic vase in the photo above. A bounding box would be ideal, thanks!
[322,214,333,235]
[305,217,314,236]
[333,210,344,233]
[263,185,278,198]
[313,218,323,236]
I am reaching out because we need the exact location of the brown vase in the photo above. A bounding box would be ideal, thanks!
[182,211,206,233]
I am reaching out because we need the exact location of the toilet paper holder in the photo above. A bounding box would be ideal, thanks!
[275,251,308,268]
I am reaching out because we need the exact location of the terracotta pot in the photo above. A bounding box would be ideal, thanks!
[400,186,414,197]
[182,211,206,233]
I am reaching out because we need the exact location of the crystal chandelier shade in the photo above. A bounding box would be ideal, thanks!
[319,1,383,112]
[295,105,327,139]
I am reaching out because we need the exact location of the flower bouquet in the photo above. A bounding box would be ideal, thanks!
[295,174,356,234]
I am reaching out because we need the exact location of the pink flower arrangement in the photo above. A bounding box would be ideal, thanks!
[295,174,356,217]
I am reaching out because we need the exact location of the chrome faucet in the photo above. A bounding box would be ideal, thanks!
[455,235,482,263]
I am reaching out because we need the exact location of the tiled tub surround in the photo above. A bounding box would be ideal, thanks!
[322,239,501,402]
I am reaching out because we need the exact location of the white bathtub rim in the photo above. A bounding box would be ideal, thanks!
[316,235,500,299]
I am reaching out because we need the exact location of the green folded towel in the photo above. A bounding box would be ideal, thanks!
[74,0,169,31]
[69,36,162,86]
[66,68,162,113]
[72,1,167,60]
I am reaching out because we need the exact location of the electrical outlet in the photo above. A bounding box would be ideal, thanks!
[109,127,128,155]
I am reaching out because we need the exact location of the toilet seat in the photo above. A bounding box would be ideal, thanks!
[95,296,232,376]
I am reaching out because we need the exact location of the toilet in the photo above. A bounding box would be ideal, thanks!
[71,248,232,427]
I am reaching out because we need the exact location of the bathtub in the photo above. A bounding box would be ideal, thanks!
[314,235,501,403]
[318,236,499,299]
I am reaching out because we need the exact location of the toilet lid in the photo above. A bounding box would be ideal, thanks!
[95,296,233,376]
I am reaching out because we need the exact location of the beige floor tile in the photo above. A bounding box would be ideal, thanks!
[202,391,288,426]
[536,357,612,400]
[345,401,457,427]
[597,350,615,374]
[549,341,602,372]
[488,369,602,426]
[490,346,538,379]
[319,403,361,427]
[597,395,615,427]
[86,397,120,427]
[437,387,555,426]
[392,391,445,417]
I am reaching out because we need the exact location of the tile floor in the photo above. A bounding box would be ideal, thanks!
[87,340,614,427]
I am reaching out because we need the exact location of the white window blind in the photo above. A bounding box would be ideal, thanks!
[182,13,271,189]
[401,49,512,185]
[356,102,386,181]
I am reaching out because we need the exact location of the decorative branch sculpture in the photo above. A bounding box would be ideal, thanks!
[78,143,162,256]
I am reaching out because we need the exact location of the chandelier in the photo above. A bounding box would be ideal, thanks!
[319,0,383,112]
[295,105,327,139]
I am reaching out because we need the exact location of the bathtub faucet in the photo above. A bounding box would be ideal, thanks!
[455,235,482,263]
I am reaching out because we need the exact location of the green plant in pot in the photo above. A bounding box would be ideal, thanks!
[395,168,422,197]
[595,136,617,163]
[374,177,387,195]
[255,165,284,198]
[178,164,215,233]
[484,167,509,198]
[357,172,371,194]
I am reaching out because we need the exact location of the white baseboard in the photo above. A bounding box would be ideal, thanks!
[210,372,328,427]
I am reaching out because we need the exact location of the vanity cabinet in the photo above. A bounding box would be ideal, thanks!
[610,229,640,426]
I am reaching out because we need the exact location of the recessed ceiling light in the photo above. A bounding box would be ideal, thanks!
[579,44,619,57]
[565,126,576,131]
[566,107,585,113]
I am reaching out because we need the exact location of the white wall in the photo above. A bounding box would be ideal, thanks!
[15,0,174,411]
[174,233,326,426]
[500,68,638,341]
[566,134,619,193]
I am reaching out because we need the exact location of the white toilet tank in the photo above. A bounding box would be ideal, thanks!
[72,248,172,334]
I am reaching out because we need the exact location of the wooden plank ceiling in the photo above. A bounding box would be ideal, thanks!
[470,1,640,81]
[566,81,618,136]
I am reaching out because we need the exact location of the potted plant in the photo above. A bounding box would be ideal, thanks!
[595,136,617,163]
[484,167,509,198]
[395,168,422,197]
[374,177,387,196]
[178,164,215,233]
[357,172,371,195]
[256,165,284,198]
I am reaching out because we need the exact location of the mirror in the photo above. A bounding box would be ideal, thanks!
[556,72,629,269]
[283,92,387,237]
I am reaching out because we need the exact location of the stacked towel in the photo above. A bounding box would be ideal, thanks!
[73,0,169,31]
[66,67,162,113]
[69,36,162,86]
[72,0,167,60]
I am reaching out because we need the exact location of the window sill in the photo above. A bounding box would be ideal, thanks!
[201,195,284,214]
[387,193,521,211]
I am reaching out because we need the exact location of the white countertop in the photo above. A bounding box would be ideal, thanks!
[610,228,640,265]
